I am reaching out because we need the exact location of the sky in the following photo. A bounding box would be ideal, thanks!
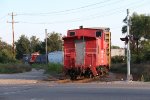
[0,0,150,47]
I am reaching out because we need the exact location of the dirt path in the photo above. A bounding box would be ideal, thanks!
[0,69,48,85]
[0,70,139,85]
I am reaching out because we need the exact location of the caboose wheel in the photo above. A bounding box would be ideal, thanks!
[69,69,77,80]
[70,72,77,80]
[70,75,77,80]
[84,69,93,78]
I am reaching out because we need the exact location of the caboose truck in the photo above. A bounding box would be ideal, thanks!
[63,26,111,80]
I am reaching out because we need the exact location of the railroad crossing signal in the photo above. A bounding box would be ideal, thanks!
[120,35,139,45]
[120,36,129,44]
[121,9,132,81]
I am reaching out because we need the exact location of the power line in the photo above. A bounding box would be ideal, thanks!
[18,0,147,25]
[39,0,123,16]
[18,0,112,16]
[68,0,146,21]
[17,9,124,24]
[0,15,7,21]
[18,0,144,17]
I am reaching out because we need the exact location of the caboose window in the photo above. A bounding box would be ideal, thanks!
[70,32,75,36]
[96,31,102,37]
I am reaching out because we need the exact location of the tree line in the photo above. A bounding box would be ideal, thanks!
[1,12,150,64]
[0,32,62,63]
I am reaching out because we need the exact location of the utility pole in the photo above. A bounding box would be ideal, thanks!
[126,9,131,81]
[8,12,17,55]
[45,29,48,64]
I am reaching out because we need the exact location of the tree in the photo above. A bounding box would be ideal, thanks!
[122,12,150,39]
[140,40,150,61]
[0,39,15,63]
[29,32,63,54]
[130,13,150,39]
[0,49,15,63]
[15,32,63,59]
[30,36,41,53]
[15,35,30,59]
[47,32,62,52]
[36,41,45,54]
[122,12,150,63]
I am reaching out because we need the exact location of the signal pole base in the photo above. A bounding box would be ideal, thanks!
[127,74,133,82]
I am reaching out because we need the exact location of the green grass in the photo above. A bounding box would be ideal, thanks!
[30,63,63,74]
[0,63,32,74]
[0,62,63,75]
[45,63,63,74]
[31,63,47,70]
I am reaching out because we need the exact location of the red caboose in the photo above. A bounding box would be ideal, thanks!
[63,26,111,79]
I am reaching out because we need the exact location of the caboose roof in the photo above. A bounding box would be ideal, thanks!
[69,27,110,32]
[88,27,110,31]
[66,26,110,38]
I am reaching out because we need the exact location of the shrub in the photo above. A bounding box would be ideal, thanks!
[110,63,127,73]
[0,63,31,74]
[31,63,46,70]
[111,56,125,64]
[0,49,17,63]
[45,63,63,74]
[110,63,150,81]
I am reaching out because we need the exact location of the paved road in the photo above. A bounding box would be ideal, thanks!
[0,69,150,100]
[0,82,150,100]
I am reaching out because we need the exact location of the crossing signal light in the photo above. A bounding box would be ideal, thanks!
[120,36,129,44]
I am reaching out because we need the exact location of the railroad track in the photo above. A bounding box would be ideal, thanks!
[46,73,117,83]
[56,76,102,83]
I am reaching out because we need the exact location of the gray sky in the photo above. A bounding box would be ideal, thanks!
[0,0,150,47]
